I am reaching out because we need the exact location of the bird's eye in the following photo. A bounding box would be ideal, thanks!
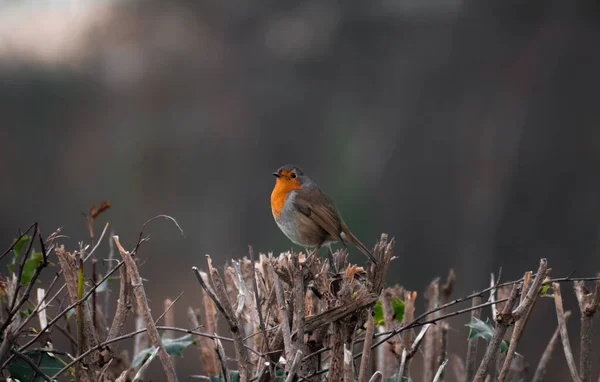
[291,173,297,179]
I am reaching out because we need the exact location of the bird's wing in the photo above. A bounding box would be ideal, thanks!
[293,186,343,241]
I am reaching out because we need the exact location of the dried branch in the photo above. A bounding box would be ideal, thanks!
[113,235,178,382]
[499,260,548,381]
[231,260,247,318]
[369,371,383,382]
[357,313,375,382]
[464,296,482,382]
[367,298,508,353]
[55,245,99,376]
[473,283,519,382]
[133,347,159,382]
[438,323,449,382]
[553,282,581,382]
[285,350,303,382]
[433,359,449,382]
[423,278,440,382]
[198,256,251,380]
[248,246,273,378]
[512,259,548,321]
[397,324,432,380]
[0,222,37,262]
[195,274,220,376]
[215,337,230,382]
[343,344,354,382]
[574,276,600,382]
[532,311,572,382]
[52,325,233,378]
[106,262,131,347]
[290,254,306,357]
[304,293,378,333]
[268,260,293,364]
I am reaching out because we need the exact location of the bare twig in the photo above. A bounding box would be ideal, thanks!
[367,298,508,354]
[490,271,499,319]
[0,222,37,262]
[438,323,449,382]
[215,338,230,382]
[248,246,273,378]
[553,282,581,382]
[8,258,124,371]
[156,293,183,325]
[290,254,305,357]
[397,324,431,380]
[268,260,293,364]
[204,256,251,380]
[285,350,303,382]
[305,293,378,333]
[574,276,600,382]
[104,228,115,321]
[113,235,178,382]
[369,371,383,382]
[512,259,548,321]
[52,325,233,378]
[55,245,99,375]
[133,347,159,382]
[532,311,572,382]
[433,359,449,382]
[106,262,131,347]
[231,260,247,318]
[357,313,375,382]
[423,279,440,382]
[499,260,548,381]
[464,296,482,382]
[473,283,519,382]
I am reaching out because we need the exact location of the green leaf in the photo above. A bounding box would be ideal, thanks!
[392,298,405,323]
[131,334,197,368]
[20,250,43,285]
[229,370,240,382]
[13,235,30,258]
[373,298,405,327]
[539,277,552,297]
[373,300,385,326]
[466,317,494,342]
[209,372,241,382]
[19,307,33,319]
[8,350,65,381]
[466,317,510,353]
[8,235,30,273]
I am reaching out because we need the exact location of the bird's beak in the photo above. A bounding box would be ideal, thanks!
[272,172,281,178]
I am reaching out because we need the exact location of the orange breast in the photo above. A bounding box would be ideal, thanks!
[271,179,301,219]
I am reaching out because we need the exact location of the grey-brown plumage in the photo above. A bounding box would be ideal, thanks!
[271,165,376,263]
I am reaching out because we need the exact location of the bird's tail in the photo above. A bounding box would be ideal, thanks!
[341,224,377,263]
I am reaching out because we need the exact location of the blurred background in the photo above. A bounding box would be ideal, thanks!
[1,0,599,380]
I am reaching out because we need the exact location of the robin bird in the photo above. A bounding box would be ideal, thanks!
[270,164,376,264]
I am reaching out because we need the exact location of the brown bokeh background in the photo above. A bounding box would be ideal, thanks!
[1,0,600,380]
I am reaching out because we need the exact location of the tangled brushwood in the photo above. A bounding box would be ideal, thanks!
[0,219,599,382]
